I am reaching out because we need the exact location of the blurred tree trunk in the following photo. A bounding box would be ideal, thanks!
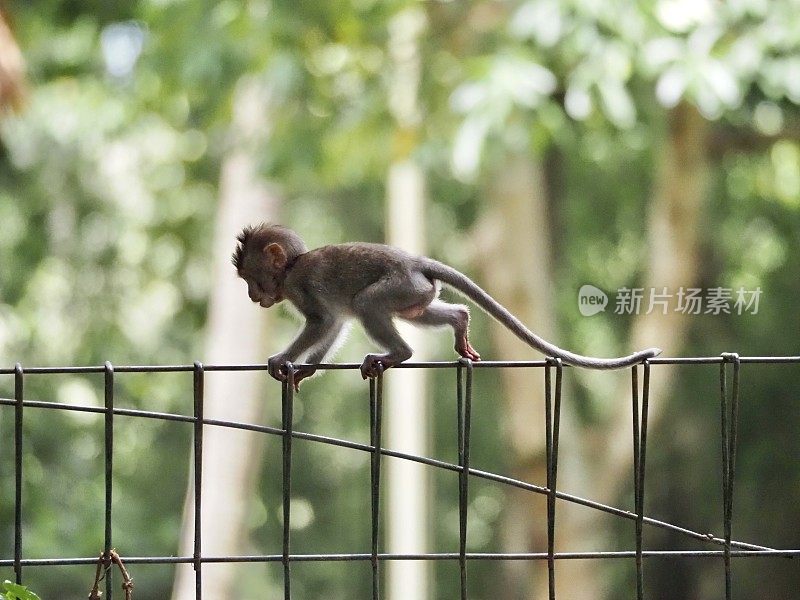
[385,161,430,600]
[0,8,25,113]
[476,153,601,600]
[384,7,432,600]
[171,76,279,600]
[596,102,709,502]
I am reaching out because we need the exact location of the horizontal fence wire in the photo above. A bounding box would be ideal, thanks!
[2,357,799,600]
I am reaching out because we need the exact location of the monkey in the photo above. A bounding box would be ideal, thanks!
[232,223,661,389]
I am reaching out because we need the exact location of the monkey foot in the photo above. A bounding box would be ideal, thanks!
[456,338,481,362]
[360,355,391,379]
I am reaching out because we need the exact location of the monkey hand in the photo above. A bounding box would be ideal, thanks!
[267,353,291,382]
[268,355,317,391]
[291,366,317,392]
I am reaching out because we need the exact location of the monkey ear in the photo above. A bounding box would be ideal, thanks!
[264,243,287,269]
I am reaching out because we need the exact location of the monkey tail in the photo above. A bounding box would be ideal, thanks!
[420,259,661,370]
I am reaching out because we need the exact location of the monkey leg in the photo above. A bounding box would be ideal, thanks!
[352,273,435,378]
[404,300,481,361]
[354,301,413,378]
[357,313,413,378]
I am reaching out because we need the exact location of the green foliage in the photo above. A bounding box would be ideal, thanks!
[0,581,41,600]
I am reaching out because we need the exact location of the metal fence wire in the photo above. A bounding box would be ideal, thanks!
[1,356,799,600]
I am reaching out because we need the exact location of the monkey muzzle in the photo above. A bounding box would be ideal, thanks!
[258,289,284,307]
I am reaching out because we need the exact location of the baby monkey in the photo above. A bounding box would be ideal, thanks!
[232,224,661,389]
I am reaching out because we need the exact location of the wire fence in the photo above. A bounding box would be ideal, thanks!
[1,356,799,599]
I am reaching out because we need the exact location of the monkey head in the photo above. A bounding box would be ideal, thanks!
[232,224,308,308]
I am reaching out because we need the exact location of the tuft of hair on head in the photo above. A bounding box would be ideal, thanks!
[231,225,256,272]
[231,223,308,272]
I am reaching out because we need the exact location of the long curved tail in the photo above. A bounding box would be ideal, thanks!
[420,259,661,369]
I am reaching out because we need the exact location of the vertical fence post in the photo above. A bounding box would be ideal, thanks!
[282,364,296,600]
[104,362,115,599]
[456,358,473,600]
[544,358,563,600]
[13,363,24,585]
[631,361,651,599]
[193,362,205,600]
[719,353,741,600]
[369,366,385,600]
